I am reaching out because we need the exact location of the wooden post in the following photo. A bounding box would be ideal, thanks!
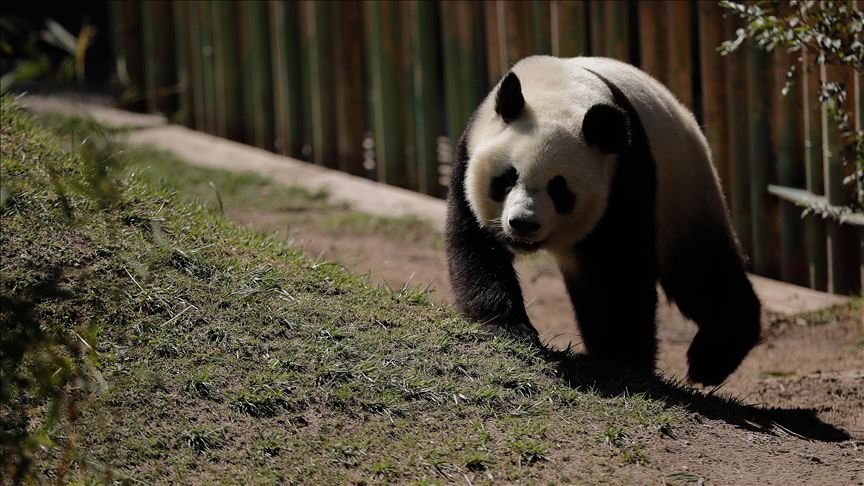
[141,1,157,113]
[503,1,534,66]
[107,0,125,88]
[440,0,464,164]
[604,0,629,62]
[550,0,588,58]
[440,1,487,161]
[746,45,779,278]
[590,0,606,57]
[665,1,693,110]
[300,1,338,168]
[482,1,505,84]
[724,17,752,262]
[411,1,443,195]
[697,3,730,203]
[637,1,667,83]
[119,1,146,112]
[269,1,302,156]
[531,1,552,56]
[399,6,418,191]
[856,69,864,292]
[156,1,177,115]
[366,1,407,186]
[333,2,367,177]
[801,51,828,290]
[821,64,860,294]
[187,3,206,131]
[238,1,274,150]
[590,1,629,61]
[171,2,193,127]
[197,1,217,134]
[213,1,242,141]
[772,49,808,285]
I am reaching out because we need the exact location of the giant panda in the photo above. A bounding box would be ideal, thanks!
[445,56,761,385]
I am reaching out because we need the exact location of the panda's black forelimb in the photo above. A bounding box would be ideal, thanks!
[445,133,538,343]
[561,69,660,373]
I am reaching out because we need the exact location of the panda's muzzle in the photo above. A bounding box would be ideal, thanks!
[508,217,540,235]
[503,217,545,252]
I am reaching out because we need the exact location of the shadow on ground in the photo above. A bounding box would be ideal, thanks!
[548,352,851,443]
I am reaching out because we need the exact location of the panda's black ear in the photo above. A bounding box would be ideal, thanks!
[581,104,631,154]
[495,72,524,123]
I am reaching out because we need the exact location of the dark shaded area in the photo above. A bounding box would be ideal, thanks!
[565,68,658,376]
[549,351,851,443]
[0,267,86,483]
[1,2,113,87]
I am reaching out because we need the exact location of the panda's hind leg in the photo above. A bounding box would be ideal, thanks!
[660,224,761,385]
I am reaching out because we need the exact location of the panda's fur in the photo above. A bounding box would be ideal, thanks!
[445,56,761,385]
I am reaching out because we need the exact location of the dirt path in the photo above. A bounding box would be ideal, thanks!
[232,205,864,484]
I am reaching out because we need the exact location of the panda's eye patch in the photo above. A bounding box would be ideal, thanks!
[489,166,518,202]
[548,175,575,214]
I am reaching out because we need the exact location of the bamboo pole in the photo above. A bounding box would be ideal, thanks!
[120,1,146,112]
[665,1,693,110]
[366,1,407,186]
[821,64,860,294]
[802,51,828,290]
[301,1,338,168]
[143,1,176,116]
[746,45,779,277]
[440,1,486,161]
[239,1,274,150]
[637,1,667,83]
[531,1,552,56]
[697,3,730,203]
[213,1,241,141]
[187,3,206,131]
[270,2,297,155]
[772,49,807,285]
[411,1,443,195]
[171,2,192,127]
[400,6,418,191]
[725,17,752,262]
[856,69,863,292]
[482,1,504,84]
[550,0,588,58]
[198,1,217,134]
[141,2,156,113]
[503,1,533,65]
[603,0,629,62]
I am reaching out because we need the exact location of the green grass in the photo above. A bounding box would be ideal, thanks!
[320,212,439,243]
[1,101,689,483]
[126,146,333,214]
[37,111,443,248]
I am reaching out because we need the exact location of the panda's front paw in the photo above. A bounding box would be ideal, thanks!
[687,328,758,386]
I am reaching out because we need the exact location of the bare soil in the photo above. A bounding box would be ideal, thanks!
[233,206,864,485]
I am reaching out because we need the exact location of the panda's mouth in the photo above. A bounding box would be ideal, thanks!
[504,236,545,253]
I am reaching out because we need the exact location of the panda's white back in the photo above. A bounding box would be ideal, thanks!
[466,55,732,272]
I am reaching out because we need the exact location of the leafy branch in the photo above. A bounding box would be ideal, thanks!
[720,0,864,220]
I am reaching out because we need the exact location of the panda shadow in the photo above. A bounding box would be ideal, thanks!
[545,351,852,443]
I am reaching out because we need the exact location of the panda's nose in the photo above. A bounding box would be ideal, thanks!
[509,217,540,235]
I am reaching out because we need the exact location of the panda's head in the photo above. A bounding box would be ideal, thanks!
[464,71,631,255]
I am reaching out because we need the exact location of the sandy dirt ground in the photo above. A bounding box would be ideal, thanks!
[233,206,863,485]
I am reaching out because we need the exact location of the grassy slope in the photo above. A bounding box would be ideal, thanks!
[1,102,685,484]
